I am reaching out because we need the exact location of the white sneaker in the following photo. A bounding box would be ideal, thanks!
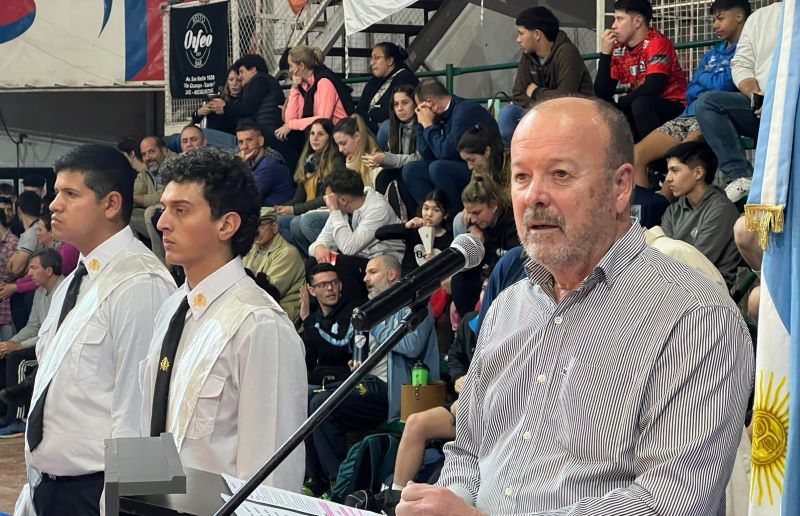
[725,177,752,203]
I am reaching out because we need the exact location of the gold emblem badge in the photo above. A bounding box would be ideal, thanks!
[88,258,101,272]
[192,293,207,308]
[160,357,170,372]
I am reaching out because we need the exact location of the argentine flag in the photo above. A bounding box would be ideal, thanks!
[745,1,799,514]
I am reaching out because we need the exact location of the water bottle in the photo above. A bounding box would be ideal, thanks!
[352,333,369,365]
[411,361,430,386]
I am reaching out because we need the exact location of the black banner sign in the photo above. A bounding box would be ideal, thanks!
[169,1,229,99]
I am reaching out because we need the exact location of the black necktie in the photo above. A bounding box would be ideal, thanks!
[149,297,191,437]
[27,261,89,451]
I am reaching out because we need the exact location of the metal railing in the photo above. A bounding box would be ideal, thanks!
[288,38,720,99]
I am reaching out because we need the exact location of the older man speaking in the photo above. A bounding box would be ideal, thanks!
[398,97,753,515]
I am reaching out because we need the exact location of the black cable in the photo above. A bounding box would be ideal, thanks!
[0,107,20,145]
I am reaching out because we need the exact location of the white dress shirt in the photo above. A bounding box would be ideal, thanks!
[27,227,176,476]
[141,258,308,492]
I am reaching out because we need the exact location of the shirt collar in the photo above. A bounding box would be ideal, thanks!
[181,257,247,319]
[80,226,137,279]
[524,221,646,295]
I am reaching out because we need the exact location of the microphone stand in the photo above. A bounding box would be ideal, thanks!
[215,300,431,516]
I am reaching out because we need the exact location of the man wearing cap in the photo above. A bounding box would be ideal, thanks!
[243,207,305,326]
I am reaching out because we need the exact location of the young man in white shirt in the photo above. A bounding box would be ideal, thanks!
[140,146,307,490]
[15,144,176,516]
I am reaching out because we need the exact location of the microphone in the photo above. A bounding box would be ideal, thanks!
[351,233,484,331]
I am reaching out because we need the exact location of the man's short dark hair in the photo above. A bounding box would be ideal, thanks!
[709,0,752,18]
[613,0,653,23]
[665,141,719,184]
[140,135,168,151]
[160,146,260,258]
[307,263,337,284]
[414,79,449,102]
[31,247,62,276]
[516,7,560,41]
[53,144,136,224]
[234,54,269,74]
[236,122,263,137]
[23,174,46,189]
[17,191,42,218]
[0,184,15,197]
[324,168,364,197]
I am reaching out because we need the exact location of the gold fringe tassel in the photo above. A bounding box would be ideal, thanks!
[744,204,785,251]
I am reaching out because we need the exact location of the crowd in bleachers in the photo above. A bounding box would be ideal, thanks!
[0,0,777,513]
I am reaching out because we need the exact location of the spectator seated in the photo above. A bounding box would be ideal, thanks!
[276,45,355,164]
[300,264,357,387]
[357,42,418,136]
[332,116,385,192]
[236,122,295,206]
[451,179,519,316]
[243,208,305,326]
[500,6,594,146]
[595,0,688,142]
[275,119,345,255]
[0,248,63,437]
[375,189,453,274]
[401,79,498,216]
[661,141,741,288]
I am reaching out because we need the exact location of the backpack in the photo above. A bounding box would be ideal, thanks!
[330,433,400,503]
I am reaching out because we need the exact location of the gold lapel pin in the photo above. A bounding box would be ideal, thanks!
[160,357,170,372]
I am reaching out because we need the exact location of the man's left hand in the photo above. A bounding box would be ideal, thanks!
[396,483,484,516]
[526,82,538,98]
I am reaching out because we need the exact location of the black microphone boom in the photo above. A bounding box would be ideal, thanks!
[351,233,484,332]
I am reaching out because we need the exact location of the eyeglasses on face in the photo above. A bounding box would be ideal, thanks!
[311,279,340,290]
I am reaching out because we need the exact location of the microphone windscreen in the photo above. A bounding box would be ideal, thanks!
[451,233,485,269]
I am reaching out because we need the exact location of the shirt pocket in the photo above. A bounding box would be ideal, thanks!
[187,374,225,441]
[75,321,107,381]
[555,356,632,464]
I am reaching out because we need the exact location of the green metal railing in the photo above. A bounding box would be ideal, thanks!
[322,38,720,97]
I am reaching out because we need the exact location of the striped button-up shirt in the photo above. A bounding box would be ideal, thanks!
[438,223,753,515]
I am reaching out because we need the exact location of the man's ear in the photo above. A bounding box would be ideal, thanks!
[103,191,125,222]
[693,166,706,182]
[217,211,242,244]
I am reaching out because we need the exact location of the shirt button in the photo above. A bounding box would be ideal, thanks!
[537,373,547,384]
[553,316,563,325]
[504,487,513,497]
[523,431,532,440]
